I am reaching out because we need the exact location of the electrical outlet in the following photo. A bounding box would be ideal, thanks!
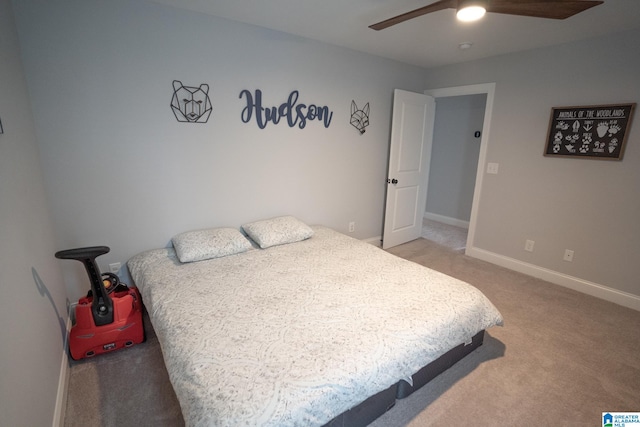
[348,221,355,233]
[525,240,535,252]
[563,249,574,262]
[109,262,121,273]
[487,162,499,174]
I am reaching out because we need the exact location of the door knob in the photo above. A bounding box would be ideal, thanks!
[387,178,398,184]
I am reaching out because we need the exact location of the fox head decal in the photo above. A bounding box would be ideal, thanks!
[171,80,212,123]
[350,100,370,134]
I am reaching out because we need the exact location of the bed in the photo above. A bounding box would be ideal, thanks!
[127,216,503,427]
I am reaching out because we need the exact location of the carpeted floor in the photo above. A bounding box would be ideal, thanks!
[421,218,467,252]
[63,225,640,427]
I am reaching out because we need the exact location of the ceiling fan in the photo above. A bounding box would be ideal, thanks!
[369,0,604,30]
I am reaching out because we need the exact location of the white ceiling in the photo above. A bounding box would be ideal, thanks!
[149,0,640,69]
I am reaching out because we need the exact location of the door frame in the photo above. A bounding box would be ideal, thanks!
[424,83,496,254]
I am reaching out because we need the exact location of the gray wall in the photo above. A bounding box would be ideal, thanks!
[12,0,427,300]
[426,94,486,224]
[424,28,640,301]
[0,0,69,425]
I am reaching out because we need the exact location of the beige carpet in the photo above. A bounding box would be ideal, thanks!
[421,218,467,252]
[63,234,640,427]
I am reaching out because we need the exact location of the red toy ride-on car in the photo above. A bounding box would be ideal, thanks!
[55,246,145,360]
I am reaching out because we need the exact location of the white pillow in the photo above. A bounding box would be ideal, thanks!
[172,227,252,263]
[242,216,314,249]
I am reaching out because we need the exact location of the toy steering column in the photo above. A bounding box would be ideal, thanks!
[55,246,114,326]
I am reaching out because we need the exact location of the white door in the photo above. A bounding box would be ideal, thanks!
[382,89,436,249]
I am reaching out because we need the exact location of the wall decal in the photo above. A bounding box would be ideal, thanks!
[350,100,370,134]
[544,103,635,160]
[239,89,333,129]
[171,80,212,123]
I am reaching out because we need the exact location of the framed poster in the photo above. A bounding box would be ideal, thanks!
[544,103,636,160]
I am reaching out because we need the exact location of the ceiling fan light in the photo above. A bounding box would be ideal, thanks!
[457,5,486,21]
[456,0,487,22]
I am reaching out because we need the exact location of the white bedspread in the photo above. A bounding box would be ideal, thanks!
[128,226,503,427]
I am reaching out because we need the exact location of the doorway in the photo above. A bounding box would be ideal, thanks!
[422,93,487,251]
[423,83,496,254]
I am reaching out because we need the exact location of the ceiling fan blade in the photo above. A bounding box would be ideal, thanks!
[369,0,457,30]
[486,0,604,20]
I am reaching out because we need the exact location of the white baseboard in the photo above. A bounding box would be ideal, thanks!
[466,246,640,312]
[52,315,71,427]
[423,212,470,229]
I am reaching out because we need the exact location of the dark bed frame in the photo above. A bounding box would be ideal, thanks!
[324,330,485,427]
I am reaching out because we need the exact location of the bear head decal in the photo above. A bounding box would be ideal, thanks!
[171,80,212,123]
